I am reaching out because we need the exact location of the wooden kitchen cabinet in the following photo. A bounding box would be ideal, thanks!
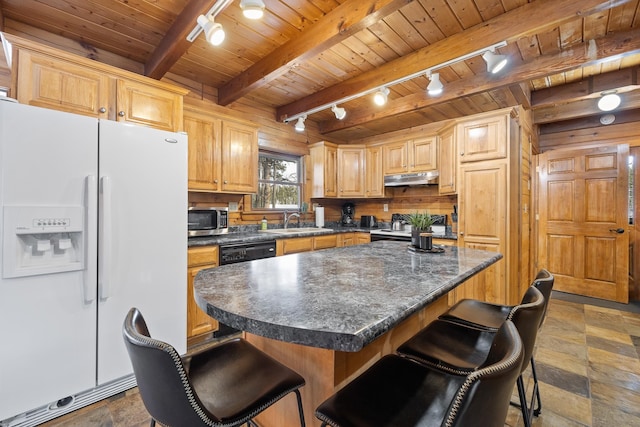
[309,141,338,198]
[383,135,437,175]
[438,124,457,195]
[337,146,365,198]
[457,112,508,163]
[313,234,338,250]
[455,107,528,307]
[277,237,314,255]
[338,232,370,247]
[187,246,219,338]
[365,145,386,198]
[183,105,258,193]
[355,232,371,245]
[5,35,186,131]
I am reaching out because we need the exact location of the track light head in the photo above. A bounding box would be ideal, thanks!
[197,15,225,46]
[598,92,621,112]
[240,0,265,19]
[331,105,347,120]
[294,115,306,132]
[427,72,444,96]
[482,50,507,74]
[373,87,390,106]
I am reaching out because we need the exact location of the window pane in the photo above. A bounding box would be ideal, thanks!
[253,183,299,209]
[258,156,297,182]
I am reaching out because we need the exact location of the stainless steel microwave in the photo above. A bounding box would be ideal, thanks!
[188,207,228,237]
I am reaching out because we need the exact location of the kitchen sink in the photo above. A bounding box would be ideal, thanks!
[259,227,332,235]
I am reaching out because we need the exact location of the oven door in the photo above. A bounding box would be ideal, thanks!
[369,231,411,242]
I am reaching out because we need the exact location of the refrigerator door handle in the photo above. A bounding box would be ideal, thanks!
[99,176,112,300]
[84,175,98,303]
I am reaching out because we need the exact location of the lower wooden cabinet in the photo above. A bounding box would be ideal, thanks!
[339,232,370,247]
[187,246,219,338]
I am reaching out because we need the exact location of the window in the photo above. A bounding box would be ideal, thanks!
[252,152,302,210]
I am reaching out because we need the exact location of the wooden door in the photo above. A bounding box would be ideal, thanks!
[183,110,221,191]
[409,136,437,171]
[221,120,258,193]
[338,147,365,197]
[631,147,640,301]
[537,145,629,303]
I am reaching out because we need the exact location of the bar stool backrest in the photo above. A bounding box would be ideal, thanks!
[445,320,524,427]
[531,269,555,328]
[506,286,545,372]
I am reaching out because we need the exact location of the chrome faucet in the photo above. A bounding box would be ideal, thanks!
[283,210,301,229]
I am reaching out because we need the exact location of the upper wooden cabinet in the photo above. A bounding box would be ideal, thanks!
[438,124,457,195]
[5,35,186,132]
[309,141,338,198]
[184,105,258,194]
[365,145,385,198]
[383,136,437,175]
[337,146,365,198]
[457,113,508,163]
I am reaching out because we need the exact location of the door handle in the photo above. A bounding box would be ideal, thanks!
[609,228,625,234]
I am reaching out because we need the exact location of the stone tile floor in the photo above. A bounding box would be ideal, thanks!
[41,296,640,427]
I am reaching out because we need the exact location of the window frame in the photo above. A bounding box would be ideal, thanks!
[251,150,304,211]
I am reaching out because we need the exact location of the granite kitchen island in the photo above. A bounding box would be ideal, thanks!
[194,241,502,426]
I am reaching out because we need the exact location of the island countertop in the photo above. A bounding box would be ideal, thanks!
[194,241,501,352]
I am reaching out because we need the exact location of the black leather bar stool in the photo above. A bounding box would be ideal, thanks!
[397,286,545,427]
[439,269,554,420]
[123,308,306,427]
[315,320,524,427]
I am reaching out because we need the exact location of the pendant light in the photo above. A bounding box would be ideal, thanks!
[197,15,225,46]
[240,0,265,19]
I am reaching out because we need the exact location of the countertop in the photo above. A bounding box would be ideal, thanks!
[188,226,457,247]
[193,241,501,352]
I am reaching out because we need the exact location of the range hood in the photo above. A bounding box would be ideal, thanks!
[384,171,439,187]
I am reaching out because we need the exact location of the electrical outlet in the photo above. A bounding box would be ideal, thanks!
[383,203,389,212]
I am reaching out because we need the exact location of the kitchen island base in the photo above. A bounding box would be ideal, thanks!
[245,296,448,427]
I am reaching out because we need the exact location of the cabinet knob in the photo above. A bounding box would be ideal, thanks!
[99,107,106,113]
[460,152,464,156]
[118,111,125,117]
[459,231,464,236]
[224,180,228,184]
[214,179,218,183]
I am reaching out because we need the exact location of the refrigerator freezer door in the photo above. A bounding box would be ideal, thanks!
[97,120,187,384]
[0,102,98,420]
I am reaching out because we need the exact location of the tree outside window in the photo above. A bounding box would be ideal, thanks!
[252,152,301,209]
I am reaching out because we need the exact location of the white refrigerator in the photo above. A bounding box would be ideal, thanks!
[0,100,187,425]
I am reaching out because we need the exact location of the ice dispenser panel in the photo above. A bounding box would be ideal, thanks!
[2,206,84,278]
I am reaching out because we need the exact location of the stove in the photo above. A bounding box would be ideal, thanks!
[370,215,447,242]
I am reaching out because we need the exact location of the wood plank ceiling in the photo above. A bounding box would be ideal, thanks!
[0,0,639,141]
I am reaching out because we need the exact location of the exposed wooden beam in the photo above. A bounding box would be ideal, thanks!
[534,89,640,124]
[509,83,531,110]
[277,0,633,123]
[532,67,639,107]
[318,28,640,133]
[539,108,640,135]
[217,0,414,106]
[144,0,216,80]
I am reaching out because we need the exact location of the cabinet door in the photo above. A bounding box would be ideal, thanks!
[458,162,507,304]
[314,234,338,250]
[309,142,338,198]
[458,114,507,163]
[338,233,355,247]
[409,136,437,171]
[17,50,110,118]
[365,146,385,197]
[116,79,184,132]
[221,120,258,193]
[338,147,365,197]
[184,112,222,191]
[355,232,371,245]
[187,265,218,337]
[324,145,338,197]
[439,126,457,194]
[277,237,313,255]
[383,141,408,174]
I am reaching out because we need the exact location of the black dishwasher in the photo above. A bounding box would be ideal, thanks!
[213,240,277,337]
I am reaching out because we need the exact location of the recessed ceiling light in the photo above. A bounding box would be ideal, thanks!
[597,93,621,112]
[599,114,616,125]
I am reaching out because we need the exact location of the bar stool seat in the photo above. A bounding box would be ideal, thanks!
[315,321,524,427]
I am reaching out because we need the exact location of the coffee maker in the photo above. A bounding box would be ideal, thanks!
[340,202,356,226]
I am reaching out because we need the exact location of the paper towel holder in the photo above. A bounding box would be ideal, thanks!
[315,205,325,228]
